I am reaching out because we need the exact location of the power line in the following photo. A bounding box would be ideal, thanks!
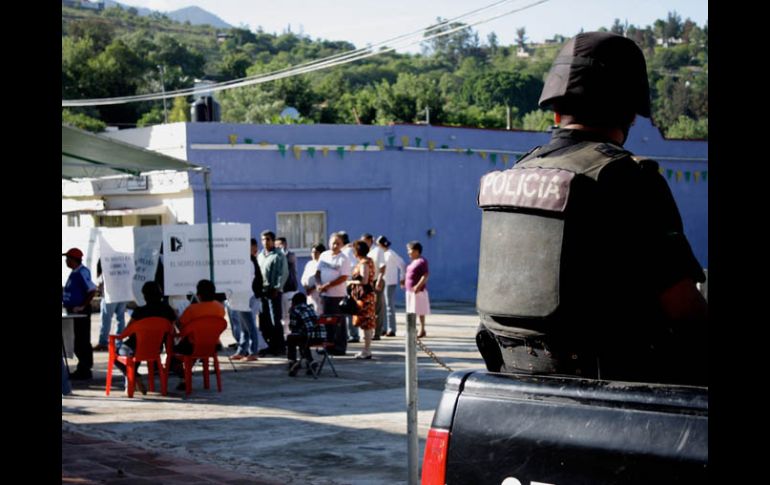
[62,0,549,107]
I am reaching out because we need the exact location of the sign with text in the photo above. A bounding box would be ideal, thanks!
[98,227,135,303]
[131,226,163,306]
[163,223,251,297]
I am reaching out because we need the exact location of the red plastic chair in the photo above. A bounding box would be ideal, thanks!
[176,316,227,395]
[105,317,174,398]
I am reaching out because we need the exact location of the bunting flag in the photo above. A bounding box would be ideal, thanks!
[428,141,436,151]
[693,171,700,182]
[401,136,410,147]
[259,141,269,147]
[415,137,422,147]
[465,148,474,156]
[441,144,449,149]
[479,151,487,160]
[322,147,330,157]
[388,136,395,147]
[349,144,357,152]
[502,154,510,166]
[684,171,691,182]
[659,167,665,175]
[293,145,302,160]
[362,142,370,151]
[336,146,345,159]
[455,148,463,154]
[676,170,683,182]
[490,153,497,165]
[228,134,238,145]
[244,138,253,144]
[278,144,287,157]
[376,139,385,150]
[666,169,673,180]
[702,171,707,181]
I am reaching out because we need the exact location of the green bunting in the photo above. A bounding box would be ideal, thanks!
[336,146,345,159]
[362,142,370,151]
[490,153,497,165]
[244,138,253,144]
[388,136,395,147]
[278,144,286,157]
[415,137,422,147]
[307,147,316,158]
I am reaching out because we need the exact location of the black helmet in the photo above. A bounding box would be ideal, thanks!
[539,32,650,121]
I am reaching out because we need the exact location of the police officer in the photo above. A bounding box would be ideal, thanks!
[474,32,707,386]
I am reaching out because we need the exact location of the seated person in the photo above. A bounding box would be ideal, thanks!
[286,293,326,376]
[115,281,178,394]
[170,279,226,382]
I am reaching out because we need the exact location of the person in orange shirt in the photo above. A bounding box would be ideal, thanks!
[170,279,225,381]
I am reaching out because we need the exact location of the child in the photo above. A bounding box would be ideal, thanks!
[287,293,326,376]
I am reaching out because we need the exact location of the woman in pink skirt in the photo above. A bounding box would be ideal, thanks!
[403,240,430,338]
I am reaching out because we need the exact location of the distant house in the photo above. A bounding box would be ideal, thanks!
[516,46,530,58]
[216,32,232,43]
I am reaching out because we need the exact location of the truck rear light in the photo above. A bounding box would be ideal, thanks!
[421,428,450,485]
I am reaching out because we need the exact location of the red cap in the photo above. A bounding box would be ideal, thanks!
[63,248,84,260]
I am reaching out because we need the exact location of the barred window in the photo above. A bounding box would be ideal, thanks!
[276,211,326,256]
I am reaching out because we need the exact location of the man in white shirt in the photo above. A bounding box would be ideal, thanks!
[378,236,406,336]
[317,232,352,354]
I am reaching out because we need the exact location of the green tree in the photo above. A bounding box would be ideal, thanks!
[169,96,189,122]
[137,107,164,127]
[666,115,708,139]
[62,109,106,132]
[522,109,554,131]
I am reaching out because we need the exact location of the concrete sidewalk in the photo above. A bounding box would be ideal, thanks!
[62,302,484,484]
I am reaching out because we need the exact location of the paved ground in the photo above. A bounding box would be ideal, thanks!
[62,302,484,484]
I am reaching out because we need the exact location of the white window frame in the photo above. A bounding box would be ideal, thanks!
[276,211,327,257]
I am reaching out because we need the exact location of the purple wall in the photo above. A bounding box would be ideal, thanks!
[184,119,707,302]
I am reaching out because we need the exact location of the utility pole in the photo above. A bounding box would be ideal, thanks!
[158,65,168,124]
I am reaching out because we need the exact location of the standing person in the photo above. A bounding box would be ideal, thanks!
[378,236,406,337]
[301,243,326,314]
[257,230,288,356]
[474,32,707,385]
[228,242,262,361]
[94,259,128,351]
[337,231,359,344]
[317,233,352,355]
[250,238,268,353]
[362,233,387,339]
[276,237,299,337]
[403,241,430,339]
[348,240,377,359]
[62,248,97,380]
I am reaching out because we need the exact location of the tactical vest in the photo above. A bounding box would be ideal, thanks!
[476,141,639,376]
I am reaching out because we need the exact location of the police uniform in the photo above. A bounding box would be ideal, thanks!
[475,128,705,385]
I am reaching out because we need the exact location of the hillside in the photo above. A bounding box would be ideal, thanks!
[61,6,707,139]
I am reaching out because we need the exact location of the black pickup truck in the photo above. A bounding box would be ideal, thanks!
[421,370,708,485]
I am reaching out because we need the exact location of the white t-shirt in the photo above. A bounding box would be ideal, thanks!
[383,249,407,285]
[368,246,386,272]
[317,250,351,298]
[341,246,357,276]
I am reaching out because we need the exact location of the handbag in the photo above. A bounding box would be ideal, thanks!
[338,295,359,315]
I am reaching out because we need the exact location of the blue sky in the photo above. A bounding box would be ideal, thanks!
[114,0,708,52]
